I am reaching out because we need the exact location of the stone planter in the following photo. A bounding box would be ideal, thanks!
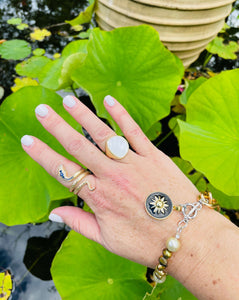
[95,0,234,67]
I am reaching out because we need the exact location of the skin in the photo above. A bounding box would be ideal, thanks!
[21,96,239,300]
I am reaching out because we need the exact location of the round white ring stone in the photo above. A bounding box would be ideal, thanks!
[106,136,129,159]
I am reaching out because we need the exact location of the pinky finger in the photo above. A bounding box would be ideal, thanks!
[49,206,102,244]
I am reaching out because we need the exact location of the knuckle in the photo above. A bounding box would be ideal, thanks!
[94,127,112,145]
[44,115,62,131]
[128,125,142,137]
[66,139,83,155]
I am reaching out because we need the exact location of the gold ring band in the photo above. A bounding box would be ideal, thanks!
[58,165,95,193]
[69,170,91,193]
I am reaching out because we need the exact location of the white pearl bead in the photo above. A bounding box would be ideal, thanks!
[166,237,180,252]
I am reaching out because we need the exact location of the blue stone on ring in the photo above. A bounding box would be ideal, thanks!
[145,192,173,220]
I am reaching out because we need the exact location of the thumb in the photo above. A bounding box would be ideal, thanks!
[49,206,102,244]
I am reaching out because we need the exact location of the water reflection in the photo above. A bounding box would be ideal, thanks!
[0,221,69,299]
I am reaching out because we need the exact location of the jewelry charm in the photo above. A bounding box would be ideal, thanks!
[145,192,173,220]
[105,136,129,159]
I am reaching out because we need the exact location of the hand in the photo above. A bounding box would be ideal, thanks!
[21,95,199,268]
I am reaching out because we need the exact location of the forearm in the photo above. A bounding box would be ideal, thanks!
[166,207,239,300]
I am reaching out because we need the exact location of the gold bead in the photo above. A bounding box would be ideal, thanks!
[152,271,167,284]
[155,269,166,277]
[159,256,168,267]
[156,264,165,271]
[163,248,172,259]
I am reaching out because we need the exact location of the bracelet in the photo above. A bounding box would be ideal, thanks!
[145,191,220,284]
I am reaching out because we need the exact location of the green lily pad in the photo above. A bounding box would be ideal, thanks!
[179,69,239,196]
[38,40,88,90]
[32,48,45,56]
[7,18,22,25]
[180,77,207,106]
[15,56,51,78]
[65,0,95,26]
[72,25,183,134]
[0,86,82,225]
[59,53,87,89]
[0,39,31,60]
[51,231,151,300]
[16,23,29,30]
[206,37,239,60]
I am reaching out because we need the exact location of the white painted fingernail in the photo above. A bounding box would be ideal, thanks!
[21,135,34,146]
[63,95,76,108]
[105,95,115,107]
[35,104,48,117]
[49,213,64,223]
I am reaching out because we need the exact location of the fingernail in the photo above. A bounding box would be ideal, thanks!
[35,104,48,117]
[63,95,76,108]
[49,213,64,223]
[104,95,115,107]
[21,135,34,146]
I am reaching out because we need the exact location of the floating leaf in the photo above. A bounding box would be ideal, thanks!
[32,48,45,56]
[15,56,51,78]
[0,39,31,60]
[30,28,51,41]
[65,0,95,26]
[61,39,88,58]
[72,25,183,134]
[71,25,83,32]
[51,231,151,300]
[38,58,65,90]
[53,53,61,59]
[39,40,88,90]
[78,28,93,39]
[16,23,29,30]
[0,86,82,225]
[179,69,239,196]
[206,37,239,60]
[7,17,22,25]
[11,77,39,92]
[0,270,13,300]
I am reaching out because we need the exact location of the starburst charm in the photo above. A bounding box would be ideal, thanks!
[145,192,173,220]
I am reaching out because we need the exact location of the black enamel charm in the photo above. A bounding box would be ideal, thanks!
[145,192,173,220]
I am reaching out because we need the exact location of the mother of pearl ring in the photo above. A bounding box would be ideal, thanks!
[105,136,129,160]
